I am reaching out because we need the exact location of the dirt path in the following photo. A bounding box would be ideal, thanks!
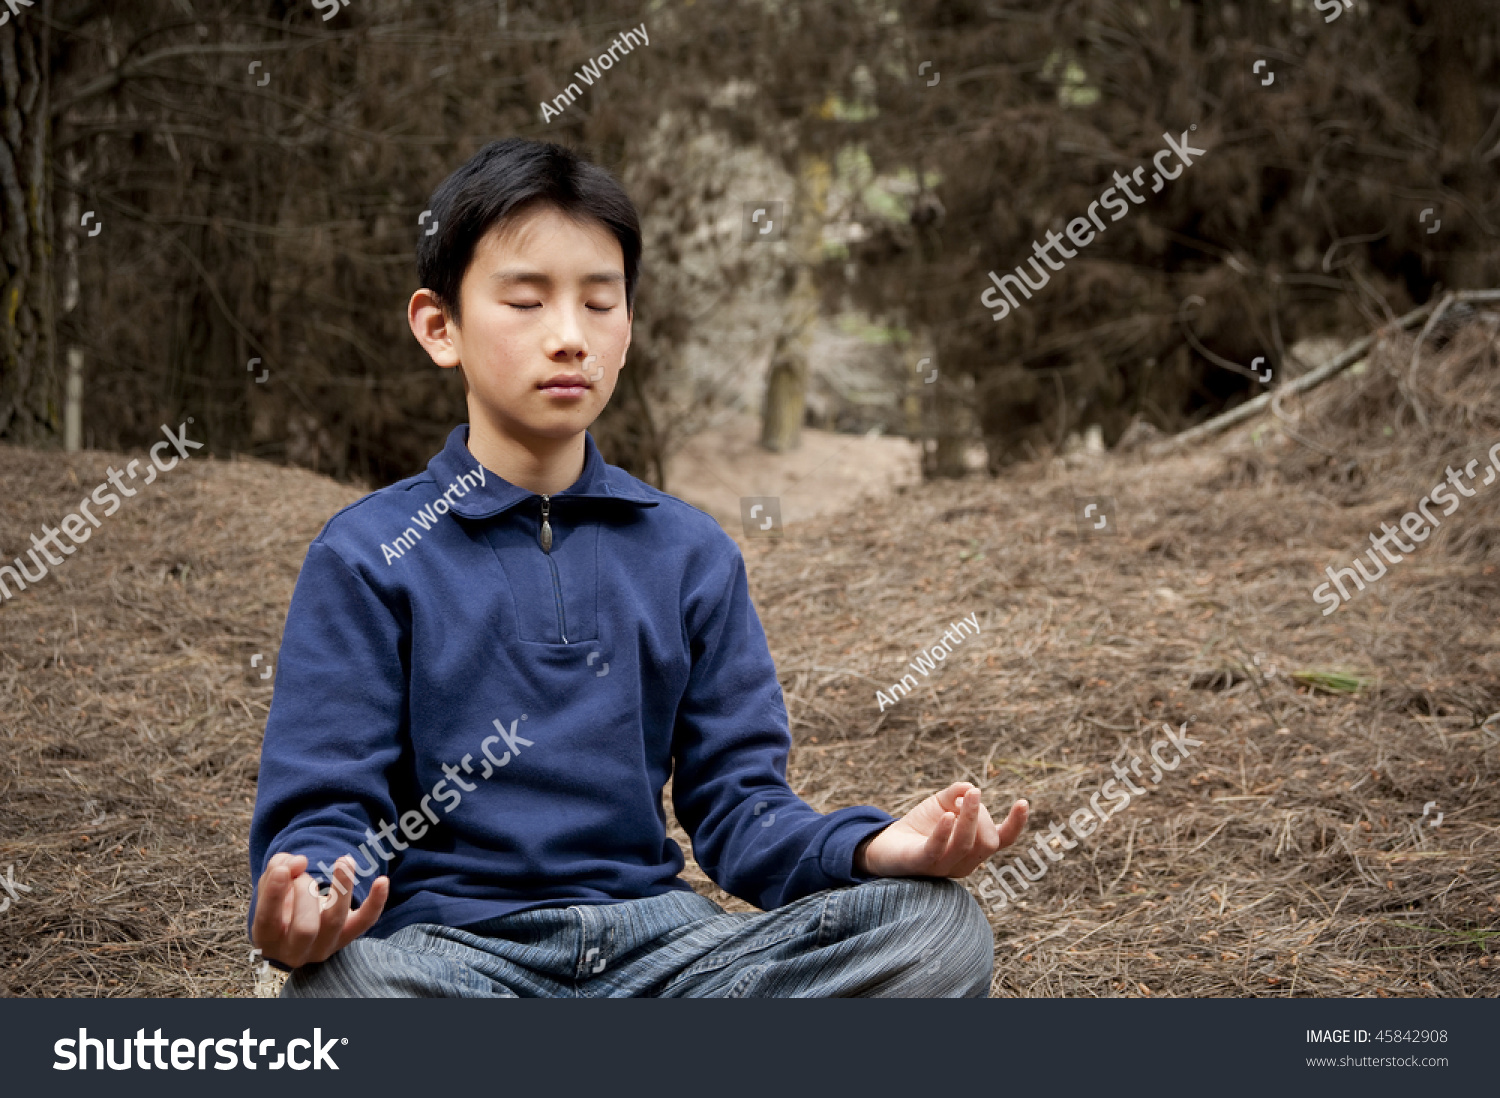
[662,412,922,533]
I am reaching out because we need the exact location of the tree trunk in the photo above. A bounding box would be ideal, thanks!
[760,332,806,453]
[759,152,827,453]
[1415,0,1487,287]
[924,388,969,478]
[61,149,83,452]
[1418,0,1484,155]
[0,13,56,443]
[911,180,967,479]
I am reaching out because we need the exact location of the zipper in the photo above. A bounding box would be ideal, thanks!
[539,494,568,643]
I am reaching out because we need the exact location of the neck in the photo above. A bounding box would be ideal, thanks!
[466,421,587,497]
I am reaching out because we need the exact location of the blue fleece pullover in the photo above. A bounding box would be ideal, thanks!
[248,425,897,948]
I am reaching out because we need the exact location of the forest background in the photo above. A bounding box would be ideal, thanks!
[3,0,1496,487]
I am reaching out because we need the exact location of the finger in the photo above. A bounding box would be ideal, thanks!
[278,852,311,924]
[328,856,358,912]
[326,856,361,920]
[250,854,303,949]
[250,860,289,949]
[994,799,1030,849]
[309,856,356,955]
[973,798,999,833]
[282,863,328,961]
[954,800,1006,875]
[935,781,971,814]
[337,876,390,950]
[924,811,957,864]
[950,789,982,863]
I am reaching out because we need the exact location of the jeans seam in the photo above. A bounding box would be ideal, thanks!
[815,888,838,949]
[665,918,806,987]
[727,962,766,998]
[571,904,586,994]
[368,936,515,996]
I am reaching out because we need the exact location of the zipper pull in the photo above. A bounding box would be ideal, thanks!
[539,494,553,553]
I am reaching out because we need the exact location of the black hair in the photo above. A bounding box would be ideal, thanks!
[416,138,641,325]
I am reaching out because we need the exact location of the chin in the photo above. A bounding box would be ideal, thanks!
[524,412,600,441]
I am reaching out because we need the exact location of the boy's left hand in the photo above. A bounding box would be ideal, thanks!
[856,782,1028,879]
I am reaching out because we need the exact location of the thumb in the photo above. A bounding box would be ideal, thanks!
[336,876,389,949]
[995,799,1029,848]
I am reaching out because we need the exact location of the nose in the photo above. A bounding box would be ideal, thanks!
[540,305,591,363]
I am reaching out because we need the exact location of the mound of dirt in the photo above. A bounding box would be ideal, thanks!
[1,313,1497,997]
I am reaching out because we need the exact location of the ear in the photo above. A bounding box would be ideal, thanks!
[409,288,462,368]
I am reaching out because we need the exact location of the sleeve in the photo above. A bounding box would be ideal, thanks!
[246,539,410,946]
[669,548,897,911]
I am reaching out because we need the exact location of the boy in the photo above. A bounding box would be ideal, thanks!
[247,138,1030,997]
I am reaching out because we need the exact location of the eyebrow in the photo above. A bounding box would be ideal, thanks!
[488,269,625,289]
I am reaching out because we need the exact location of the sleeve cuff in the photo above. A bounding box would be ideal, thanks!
[819,810,898,885]
[852,831,881,879]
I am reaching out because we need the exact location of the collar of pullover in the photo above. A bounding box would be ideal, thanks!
[427,424,660,520]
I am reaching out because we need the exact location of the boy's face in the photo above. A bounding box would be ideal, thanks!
[409,202,632,449]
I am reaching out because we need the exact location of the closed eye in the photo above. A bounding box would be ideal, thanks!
[508,303,615,313]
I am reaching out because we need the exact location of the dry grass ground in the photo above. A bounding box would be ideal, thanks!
[1,316,1497,997]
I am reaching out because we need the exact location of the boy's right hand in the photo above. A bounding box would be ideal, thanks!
[251,852,389,969]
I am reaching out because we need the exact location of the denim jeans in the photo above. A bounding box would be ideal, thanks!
[281,877,993,998]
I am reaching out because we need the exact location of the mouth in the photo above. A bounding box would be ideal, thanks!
[539,374,591,399]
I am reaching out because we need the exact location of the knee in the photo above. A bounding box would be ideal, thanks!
[888,875,989,928]
[920,879,993,964]
[280,931,433,998]
[280,942,368,998]
[877,878,994,995]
